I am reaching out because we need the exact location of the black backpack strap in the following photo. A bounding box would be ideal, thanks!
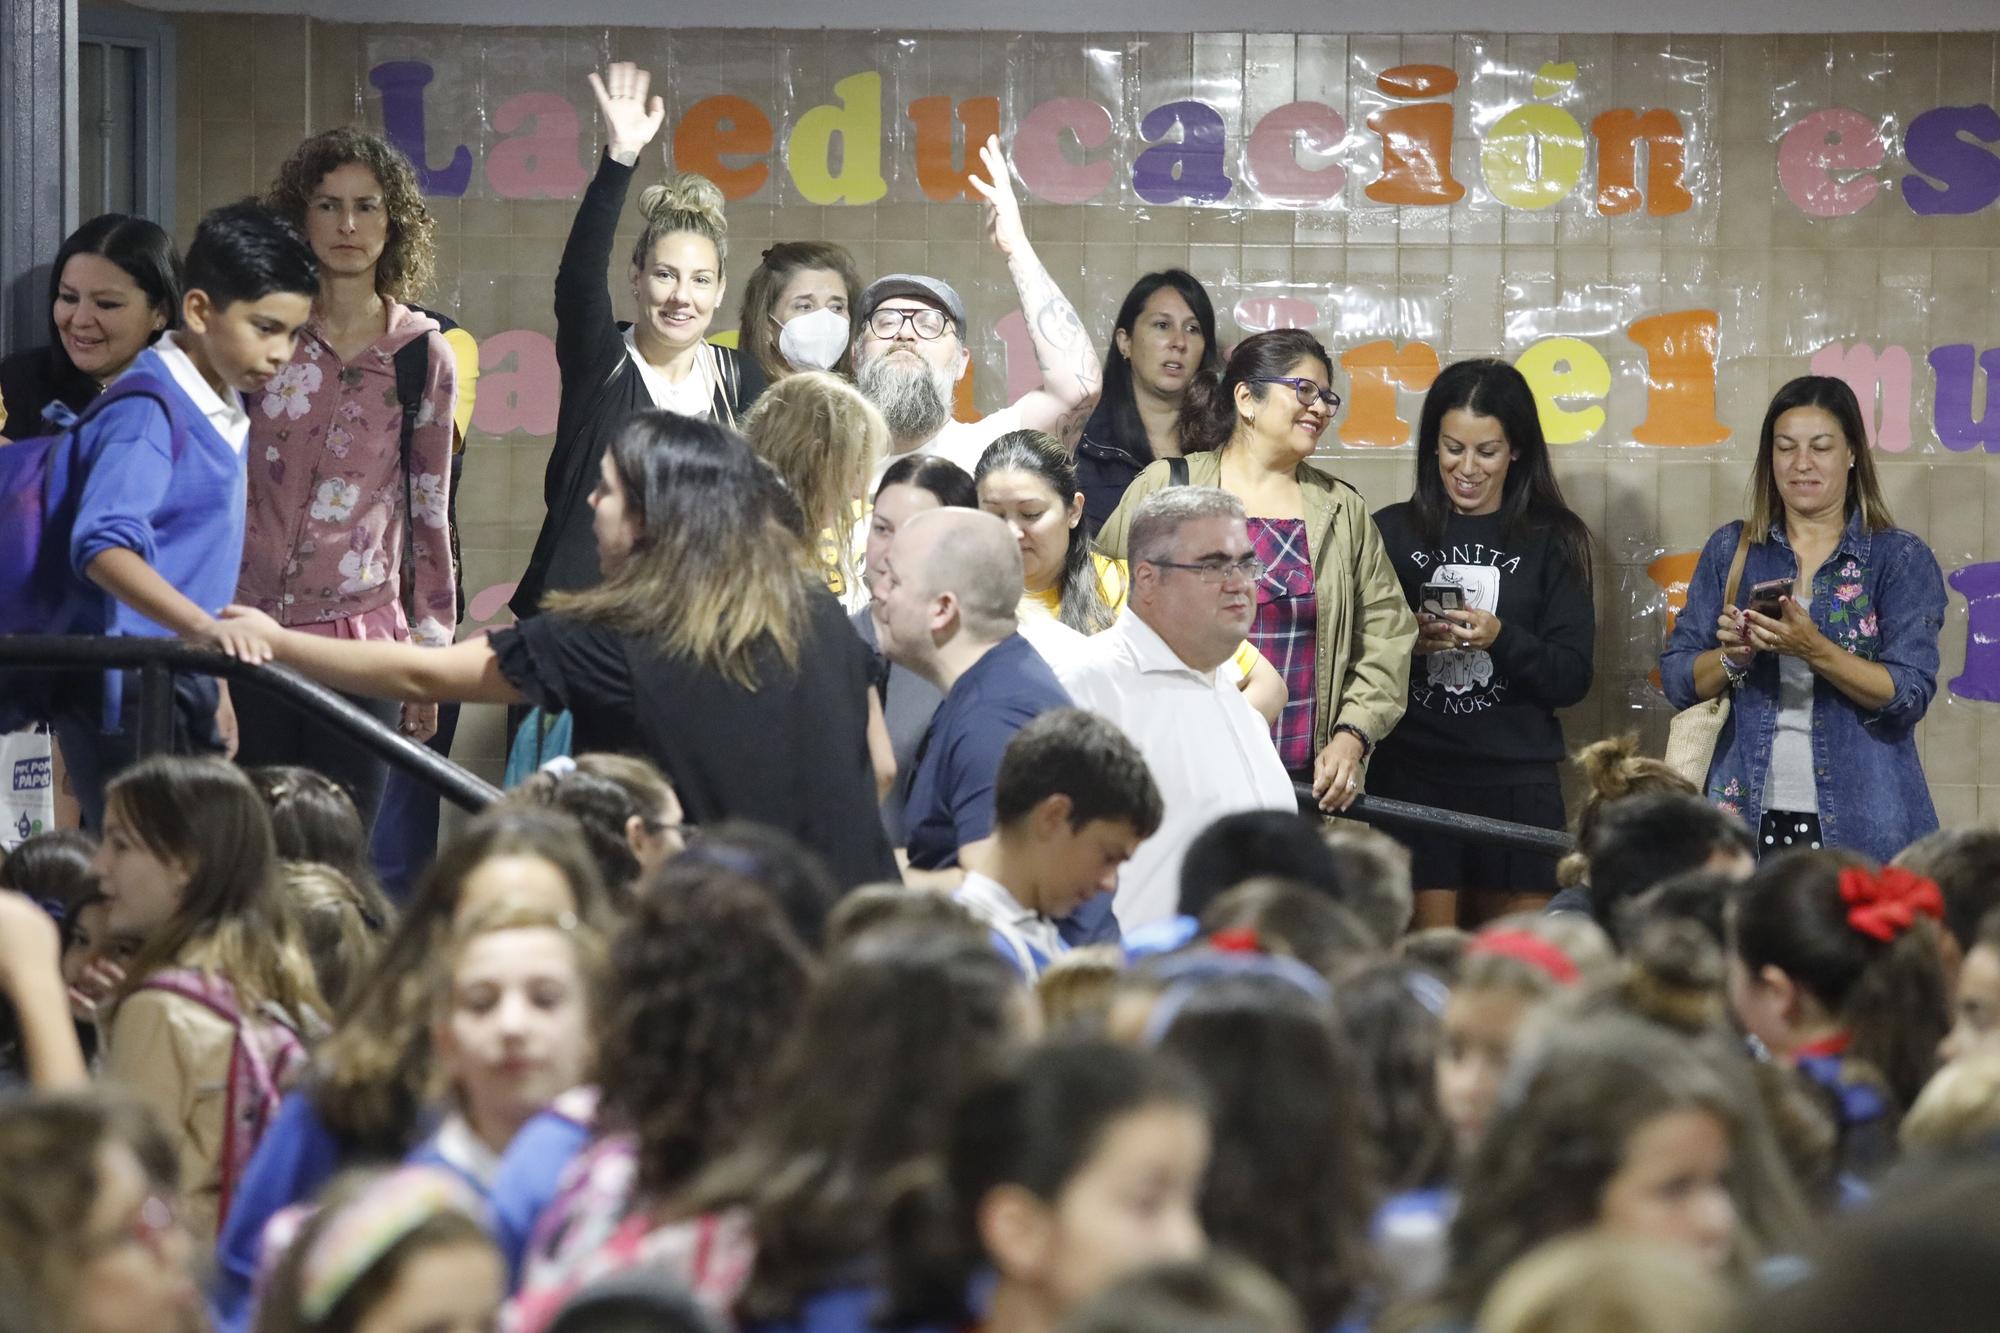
[1166,456,1190,487]
[393,336,434,611]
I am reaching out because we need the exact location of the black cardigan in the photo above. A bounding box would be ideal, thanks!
[509,153,759,620]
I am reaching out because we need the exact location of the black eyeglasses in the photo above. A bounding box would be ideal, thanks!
[1146,556,1267,586]
[1247,376,1342,411]
[866,307,953,340]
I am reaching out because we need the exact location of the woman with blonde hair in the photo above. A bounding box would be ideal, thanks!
[513,61,755,618]
[239,127,460,827]
[741,369,888,593]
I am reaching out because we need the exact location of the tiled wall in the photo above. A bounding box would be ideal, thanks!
[171,19,2000,821]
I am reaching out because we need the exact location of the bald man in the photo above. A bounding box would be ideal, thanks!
[873,508,1075,879]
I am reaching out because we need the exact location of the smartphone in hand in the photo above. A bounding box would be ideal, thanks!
[1420,582,1465,617]
[1747,576,1793,619]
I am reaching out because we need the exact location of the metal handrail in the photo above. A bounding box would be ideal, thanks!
[0,635,501,812]
[1294,783,1575,856]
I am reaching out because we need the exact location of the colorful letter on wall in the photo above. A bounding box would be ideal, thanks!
[788,72,888,205]
[1365,65,1466,206]
[1336,340,1441,447]
[1627,310,1728,445]
[675,95,774,200]
[1929,345,2000,453]
[1244,101,1347,206]
[1810,342,1912,453]
[470,330,559,438]
[1646,549,1702,691]
[1133,101,1234,204]
[908,95,1001,202]
[1234,295,1322,333]
[1949,561,2000,702]
[369,61,472,197]
[1900,104,2000,216]
[1481,64,1587,210]
[1515,337,1611,444]
[1014,97,1117,205]
[485,92,587,200]
[1777,108,1887,217]
[1590,108,1694,217]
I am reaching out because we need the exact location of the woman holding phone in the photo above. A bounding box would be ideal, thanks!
[1369,360,1596,927]
[1661,375,1945,863]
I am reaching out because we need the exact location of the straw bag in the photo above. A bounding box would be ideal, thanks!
[1663,532,1751,786]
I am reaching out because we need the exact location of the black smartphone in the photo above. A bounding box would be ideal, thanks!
[1420,582,1464,617]
[1747,576,1793,618]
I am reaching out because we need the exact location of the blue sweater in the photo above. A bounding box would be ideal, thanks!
[49,344,246,638]
[209,1092,348,1333]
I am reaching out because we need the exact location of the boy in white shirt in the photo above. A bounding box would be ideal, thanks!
[954,708,1162,978]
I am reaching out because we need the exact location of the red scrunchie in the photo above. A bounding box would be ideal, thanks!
[1208,928,1263,955]
[1837,865,1944,943]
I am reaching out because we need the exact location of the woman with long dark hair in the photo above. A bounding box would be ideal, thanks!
[1097,329,1416,812]
[1661,375,1945,863]
[0,214,180,440]
[1370,359,1596,927]
[1075,270,1221,534]
[210,412,895,888]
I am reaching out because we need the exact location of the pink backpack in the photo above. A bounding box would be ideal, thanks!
[138,969,311,1235]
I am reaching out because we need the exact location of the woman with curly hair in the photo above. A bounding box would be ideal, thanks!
[233,126,460,831]
[504,860,816,1320]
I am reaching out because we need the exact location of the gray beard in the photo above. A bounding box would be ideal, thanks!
[858,352,954,444]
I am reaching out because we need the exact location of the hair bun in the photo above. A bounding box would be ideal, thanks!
[1574,733,1643,800]
[637,172,728,233]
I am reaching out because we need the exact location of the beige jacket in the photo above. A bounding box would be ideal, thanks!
[102,988,234,1241]
[1097,452,1417,764]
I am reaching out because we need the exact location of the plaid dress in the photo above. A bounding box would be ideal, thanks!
[1246,517,1319,775]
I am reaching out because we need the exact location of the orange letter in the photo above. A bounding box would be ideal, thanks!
[1627,309,1729,446]
[673,95,774,201]
[1365,65,1465,206]
[1590,107,1694,217]
[1645,549,1702,691]
[908,95,1001,202]
[1337,340,1442,447]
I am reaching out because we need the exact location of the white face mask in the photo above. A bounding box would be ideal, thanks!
[777,306,850,372]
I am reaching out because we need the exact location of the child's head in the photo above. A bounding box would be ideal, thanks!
[179,201,317,395]
[682,925,1033,1322]
[246,767,392,931]
[1336,961,1452,1193]
[254,1167,501,1333]
[1443,1015,1742,1318]
[95,755,321,1019]
[889,1040,1211,1327]
[0,829,99,919]
[1582,792,1754,936]
[60,891,145,1022]
[312,808,609,1153]
[992,710,1162,921]
[503,753,684,905]
[740,370,889,567]
[1199,878,1380,982]
[1437,921,1590,1157]
[1151,969,1378,1330]
[1035,946,1125,1034]
[281,862,383,1018]
[1939,906,2000,1066]
[1727,851,1949,1111]
[1900,1051,2000,1157]
[673,820,838,952]
[1179,812,1340,921]
[596,859,814,1201]
[430,901,605,1153]
[1402,926,1470,985]
[1319,825,1414,949]
[1057,1254,1306,1333]
[823,883,985,953]
[1560,734,1698,891]
[0,1088,195,1333]
[1893,826,2000,985]
[1475,1234,1732,1333]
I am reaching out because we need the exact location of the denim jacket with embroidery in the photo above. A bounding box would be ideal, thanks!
[1660,514,1945,862]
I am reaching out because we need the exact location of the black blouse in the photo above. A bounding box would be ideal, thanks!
[491,587,896,889]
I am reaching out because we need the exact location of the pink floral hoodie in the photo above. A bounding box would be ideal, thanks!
[238,302,457,647]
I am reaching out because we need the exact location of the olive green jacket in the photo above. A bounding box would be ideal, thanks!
[1097,452,1417,764]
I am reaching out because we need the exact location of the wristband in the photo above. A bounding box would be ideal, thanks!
[1332,722,1374,760]
[1721,653,1750,688]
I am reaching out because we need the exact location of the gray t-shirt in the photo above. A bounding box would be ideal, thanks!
[1763,591,1818,814]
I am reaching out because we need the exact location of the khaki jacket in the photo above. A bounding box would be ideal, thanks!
[1097,453,1417,764]
[103,988,233,1241]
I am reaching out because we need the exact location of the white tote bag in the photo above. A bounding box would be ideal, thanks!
[1662,533,1751,788]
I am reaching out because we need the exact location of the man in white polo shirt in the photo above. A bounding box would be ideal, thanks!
[1054,486,1298,930]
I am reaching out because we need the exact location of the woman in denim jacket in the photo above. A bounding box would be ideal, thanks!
[1660,376,1945,864]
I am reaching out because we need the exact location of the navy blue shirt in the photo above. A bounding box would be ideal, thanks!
[903,634,1072,870]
